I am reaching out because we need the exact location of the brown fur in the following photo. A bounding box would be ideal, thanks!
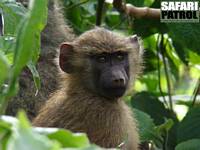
[33,28,143,149]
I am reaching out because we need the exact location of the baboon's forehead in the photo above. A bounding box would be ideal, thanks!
[74,28,132,53]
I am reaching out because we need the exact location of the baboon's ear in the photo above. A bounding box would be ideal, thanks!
[128,35,143,55]
[59,43,74,74]
[129,35,139,48]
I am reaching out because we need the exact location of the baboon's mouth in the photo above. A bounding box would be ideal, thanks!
[102,87,126,99]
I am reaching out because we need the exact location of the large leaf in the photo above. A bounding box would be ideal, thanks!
[172,40,189,65]
[167,23,200,55]
[1,114,114,150]
[0,0,48,102]
[131,91,171,125]
[175,139,200,150]
[6,112,60,150]
[177,107,200,143]
[48,130,89,148]
[134,18,168,38]
[12,0,47,78]
[65,0,95,33]
[133,108,162,143]
[35,128,90,148]
[0,1,27,34]
[0,116,13,150]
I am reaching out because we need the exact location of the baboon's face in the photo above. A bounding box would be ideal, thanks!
[89,51,129,99]
[59,29,141,100]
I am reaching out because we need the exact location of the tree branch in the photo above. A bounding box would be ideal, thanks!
[96,0,105,26]
[113,0,160,19]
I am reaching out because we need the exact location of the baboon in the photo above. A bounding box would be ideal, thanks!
[33,27,143,149]
[9,0,143,149]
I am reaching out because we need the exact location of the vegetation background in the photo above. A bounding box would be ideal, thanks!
[0,0,200,150]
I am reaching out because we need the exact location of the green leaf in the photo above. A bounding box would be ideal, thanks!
[0,0,48,101]
[34,128,90,148]
[0,114,111,150]
[134,18,168,38]
[133,109,162,143]
[0,36,15,54]
[81,1,96,15]
[189,51,200,65]
[177,107,200,143]
[156,119,174,134]
[131,91,171,125]
[126,0,144,7]
[27,61,41,91]
[156,119,177,150]
[48,130,90,148]
[0,116,13,150]
[105,11,120,28]
[172,40,189,65]
[12,0,47,78]
[63,145,114,150]
[0,115,18,127]
[175,139,200,150]
[0,52,9,87]
[6,112,60,150]
[139,73,158,91]
[142,35,158,73]
[0,1,27,34]
[167,23,200,55]
[164,37,182,80]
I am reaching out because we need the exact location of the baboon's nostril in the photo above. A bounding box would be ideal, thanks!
[113,78,125,87]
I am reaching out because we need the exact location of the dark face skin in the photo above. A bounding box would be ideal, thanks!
[59,43,130,100]
[89,51,130,99]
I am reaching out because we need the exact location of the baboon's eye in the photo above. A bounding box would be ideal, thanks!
[97,55,107,63]
[116,54,124,61]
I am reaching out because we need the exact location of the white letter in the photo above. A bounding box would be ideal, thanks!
[180,2,187,10]
[161,2,168,10]
[168,2,175,10]
[194,2,198,10]
[175,2,181,10]
[187,2,194,10]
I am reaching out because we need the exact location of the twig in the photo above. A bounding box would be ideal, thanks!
[0,9,4,36]
[113,0,160,19]
[96,0,105,26]
[156,34,169,108]
[163,130,169,150]
[191,78,200,107]
[160,34,173,112]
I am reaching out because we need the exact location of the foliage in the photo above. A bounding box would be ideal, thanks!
[0,0,46,114]
[175,139,200,150]
[0,111,106,150]
[0,0,200,150]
